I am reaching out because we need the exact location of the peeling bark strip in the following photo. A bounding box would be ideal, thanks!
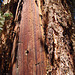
[40,0,74,75]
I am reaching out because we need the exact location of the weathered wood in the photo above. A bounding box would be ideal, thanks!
[17,0,47,75]
[12,0,75,75]
[12,62,17,75]
[18,43,24,75]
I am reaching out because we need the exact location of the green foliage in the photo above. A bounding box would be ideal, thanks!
[0,10,13,44]
[0,12,5,32]
[4,13,10,17]
[4,12,13,19]
[0,11,13,30]
[0,12,5,43]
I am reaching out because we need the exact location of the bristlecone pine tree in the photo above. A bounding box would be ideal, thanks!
[0,0,75,75]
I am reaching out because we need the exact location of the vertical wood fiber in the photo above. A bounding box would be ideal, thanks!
[17,0,47,75]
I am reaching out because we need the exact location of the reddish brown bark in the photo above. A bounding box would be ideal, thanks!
[0,0,74,75]
[13,0,47,75]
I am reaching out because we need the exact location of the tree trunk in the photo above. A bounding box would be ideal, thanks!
[40,0,74,75]
[0,0,75,75]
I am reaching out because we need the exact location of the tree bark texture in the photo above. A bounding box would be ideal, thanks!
[12,0,75,75]
[0,0,75,75]
[40,0,74,75]
[13,0,47,75]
